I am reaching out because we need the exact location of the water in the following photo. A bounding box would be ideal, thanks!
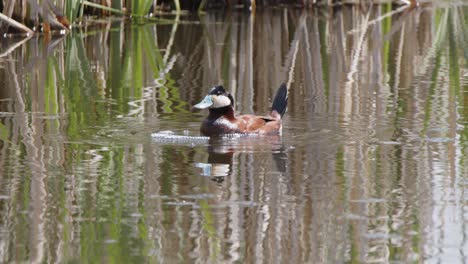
[0,4,467,263]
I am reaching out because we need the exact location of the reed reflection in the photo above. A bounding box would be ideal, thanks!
[0,3,466,264]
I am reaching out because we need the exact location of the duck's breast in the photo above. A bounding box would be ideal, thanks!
[201,117,240,136]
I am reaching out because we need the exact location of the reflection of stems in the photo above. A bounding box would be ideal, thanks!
[346,8,371,83]
[128,21,181,116]
[0,35,32,57]
[417,10,448,77]
[163,13,180,66]
[421,49,441,136]
[199,199,221,260]
[245,12,254,113]
[284,13,306,89]
[347,5,409,36]
[393,24,405,92]
[9,54,47,263]
[286,33,299,91]
[419,12,448,137]
[389,22,406,141]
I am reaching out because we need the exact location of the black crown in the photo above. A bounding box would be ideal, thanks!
[209,85,226,95]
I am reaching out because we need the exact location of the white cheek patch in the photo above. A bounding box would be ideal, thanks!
[211,95,232,108]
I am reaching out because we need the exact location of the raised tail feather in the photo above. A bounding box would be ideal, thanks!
[271,83,288,118]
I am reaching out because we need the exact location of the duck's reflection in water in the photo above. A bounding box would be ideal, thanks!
[194,135,286,181]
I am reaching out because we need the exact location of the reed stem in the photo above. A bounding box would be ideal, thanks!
[79,0,85,21]
[0,12,34,34]
[81,1,126,15]
[174,0,181,13]
[198,0,206,12]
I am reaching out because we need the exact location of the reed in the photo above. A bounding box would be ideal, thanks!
[111,0,122,11]
[132,0,153,17]
[0,12,33,34]
[82,1,126,15]
[64,0,81,24]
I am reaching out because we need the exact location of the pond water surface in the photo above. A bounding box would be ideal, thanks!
[0,4,467,263]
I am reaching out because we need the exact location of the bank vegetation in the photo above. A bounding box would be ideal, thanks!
[0,0,421,35]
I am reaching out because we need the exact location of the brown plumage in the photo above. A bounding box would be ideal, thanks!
[194,84,288,137]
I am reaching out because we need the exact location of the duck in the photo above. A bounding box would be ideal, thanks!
[193,84,288,137]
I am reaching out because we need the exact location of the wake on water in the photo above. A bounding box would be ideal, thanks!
[151,130,256,145]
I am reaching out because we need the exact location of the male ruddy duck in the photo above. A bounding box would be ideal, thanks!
[193,84,288,137]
